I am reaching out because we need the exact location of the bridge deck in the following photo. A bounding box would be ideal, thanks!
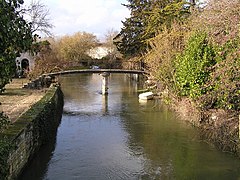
[44,69,145,76]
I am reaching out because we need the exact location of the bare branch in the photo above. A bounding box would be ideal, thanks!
[21,0,54,36]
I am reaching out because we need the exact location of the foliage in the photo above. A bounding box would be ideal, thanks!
[174,31,216,98]
[144,1,190,40]
[114,0,151,57]
[29,32,99,78]
[199,39,240,110]
[114,0,193,58]
[145,22,189,90]
[0,0,33,92]
[28,39,65,79]
[57,32,98,63]
[188,0,240,110]
[128,0,240,112]
[192,0,240,45]
[31,39,50,53]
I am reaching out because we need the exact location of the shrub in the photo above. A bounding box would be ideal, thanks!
[145,22,189,90]
[174,31,216,98]
[199,39,240,110]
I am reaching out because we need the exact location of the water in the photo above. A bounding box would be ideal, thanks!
[20,74,240,180]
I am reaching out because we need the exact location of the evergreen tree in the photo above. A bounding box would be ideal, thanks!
[114,0,151,58]
[114,0,192,58]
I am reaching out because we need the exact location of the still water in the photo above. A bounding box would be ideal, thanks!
[20,74,240,179]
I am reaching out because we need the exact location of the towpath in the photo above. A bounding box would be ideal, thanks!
[0,79,46,122]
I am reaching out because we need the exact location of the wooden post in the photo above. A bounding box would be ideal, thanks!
[101,72,110,95]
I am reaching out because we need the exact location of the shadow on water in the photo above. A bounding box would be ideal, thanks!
[18,137,57,180]
[18,108,63,180]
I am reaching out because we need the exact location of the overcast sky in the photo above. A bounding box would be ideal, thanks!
[23,0,130,39]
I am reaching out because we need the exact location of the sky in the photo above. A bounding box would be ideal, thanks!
[23,0,130,39]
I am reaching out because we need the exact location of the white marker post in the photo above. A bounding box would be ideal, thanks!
[101,72,110,95]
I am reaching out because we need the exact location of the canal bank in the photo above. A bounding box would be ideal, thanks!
[165,95,239,156]
[141,77,239,156]
[0,84,63,179]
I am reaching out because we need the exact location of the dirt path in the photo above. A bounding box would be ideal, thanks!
[0,79,46,122]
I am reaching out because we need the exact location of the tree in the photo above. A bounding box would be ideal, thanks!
[57,32,99,65]
[28,39,65,78]
[103,29,122,61]
[21,0,53,36]
[145,22,189,90]
[193,0,240,45]
[114,0,191,58]
[0,0,33,92]
[192,0,240,110]
[114,0,152,58]
[144,1,190,38]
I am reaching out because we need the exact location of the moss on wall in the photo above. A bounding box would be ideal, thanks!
[0,84,63,180]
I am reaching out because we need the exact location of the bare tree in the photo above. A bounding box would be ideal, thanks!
[104,29,122,61]
[22,0,53,36]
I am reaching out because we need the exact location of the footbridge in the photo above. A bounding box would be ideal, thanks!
[44,69,145,76]
[42,69,146,95]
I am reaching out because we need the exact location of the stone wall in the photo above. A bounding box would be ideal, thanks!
[0,84,63,179]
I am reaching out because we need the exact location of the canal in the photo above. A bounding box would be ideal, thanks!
[20,74,240,179]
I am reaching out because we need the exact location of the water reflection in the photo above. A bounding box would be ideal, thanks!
[119,98,240,179]
[102,95,108,115]
[20,74,240,180]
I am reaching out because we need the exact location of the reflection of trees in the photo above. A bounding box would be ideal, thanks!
[101,95,108,115]
[119,98,203,178]
[60,74,108,115]
[60,74,101,101]
[60,74,94,100]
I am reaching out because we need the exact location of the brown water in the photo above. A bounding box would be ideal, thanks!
[20,74,240,180]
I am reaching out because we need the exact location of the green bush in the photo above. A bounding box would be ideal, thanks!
[200,39,240,110]
[174,32,216,98]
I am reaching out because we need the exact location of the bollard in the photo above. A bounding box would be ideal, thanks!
[101,72,110,95]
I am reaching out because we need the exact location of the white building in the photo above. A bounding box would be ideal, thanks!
[15,52,35,77]
[88,47,110,59]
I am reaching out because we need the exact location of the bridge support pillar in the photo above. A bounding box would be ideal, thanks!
[129,74,139,82]
[101,72,110,95]
[133,74,139,82]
